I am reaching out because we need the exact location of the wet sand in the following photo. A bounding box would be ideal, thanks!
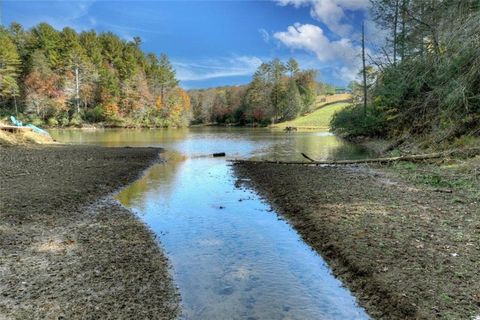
[234,162,480,319]
[0,145,179,319]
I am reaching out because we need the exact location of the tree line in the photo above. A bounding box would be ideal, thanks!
[0,22,191,127]
[332,0,480,143]
[189,58,328,125]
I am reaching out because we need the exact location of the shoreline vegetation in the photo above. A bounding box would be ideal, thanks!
[0,145,179,319]
[0,22,338,130]
[330,2,479,149]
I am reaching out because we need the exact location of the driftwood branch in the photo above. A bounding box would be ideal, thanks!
[301,153,315,162]
[231,148,480,166]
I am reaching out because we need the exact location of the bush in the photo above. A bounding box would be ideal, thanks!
[28,115,44,127]
[59,115,70,127]
[84,106,105,123]
[330,104,386,137]
[47,117,59,127]
[69,113,83,127]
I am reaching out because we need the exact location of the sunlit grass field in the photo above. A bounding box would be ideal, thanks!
[272,102,351,130]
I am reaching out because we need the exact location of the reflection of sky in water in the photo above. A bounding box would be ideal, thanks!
[117,158,369,319]
[52,128,371,319]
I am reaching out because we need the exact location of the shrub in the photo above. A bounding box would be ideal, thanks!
[28,115,44,127]
[47,117,59,127]
[69,113,83,127]
[84,106,105,123]
[59,115,70,127]
[330,104,386,137]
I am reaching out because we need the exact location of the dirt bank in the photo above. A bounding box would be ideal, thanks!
[234,160,479,319]
[0,145,179,319]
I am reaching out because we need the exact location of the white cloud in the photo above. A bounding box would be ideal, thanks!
[274,23,359,64]
[173,56,263,82]
[274,23,361,82]
[273,0,381,83]
[276,0,369,37]
[258,28,270,43]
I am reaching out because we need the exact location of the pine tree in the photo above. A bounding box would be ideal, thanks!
[0,29,21,105]
[286,58,299,77]
[283,79,302,120]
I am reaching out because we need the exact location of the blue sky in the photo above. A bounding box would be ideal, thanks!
[2,0,380,89]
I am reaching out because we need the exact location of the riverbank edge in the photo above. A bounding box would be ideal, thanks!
[0,145,180,319]
[234,160,480,319]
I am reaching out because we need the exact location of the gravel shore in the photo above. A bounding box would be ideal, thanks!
[0,145,179,319]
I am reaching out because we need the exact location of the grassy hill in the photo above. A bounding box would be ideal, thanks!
[272,102,351,130]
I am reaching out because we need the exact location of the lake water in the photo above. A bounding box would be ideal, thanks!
[51,127,371,319]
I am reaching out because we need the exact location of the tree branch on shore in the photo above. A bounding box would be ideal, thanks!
[231,148,480,166]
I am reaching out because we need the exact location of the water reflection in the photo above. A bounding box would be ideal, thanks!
[117,157,369,319]
[50,127,373,161]
[51,128,371,319]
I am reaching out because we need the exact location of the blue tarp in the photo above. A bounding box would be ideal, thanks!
[10,116,50,136]
[26,124,50,136]
[10,116,23,127]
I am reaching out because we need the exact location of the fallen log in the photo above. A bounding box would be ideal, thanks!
[301,153,315,162]
[230,148,480,166]
[213,152,226,157]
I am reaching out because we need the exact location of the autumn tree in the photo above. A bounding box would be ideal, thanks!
[24,50,65,120]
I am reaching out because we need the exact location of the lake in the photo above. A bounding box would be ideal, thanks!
[51,127,371,320]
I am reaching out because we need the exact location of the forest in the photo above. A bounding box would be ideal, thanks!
[0,22,191,127]
[189,59,327,125]
[332,0,480,145]
[0,22,333,128]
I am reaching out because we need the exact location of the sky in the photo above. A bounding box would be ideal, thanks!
[2,0,382,89]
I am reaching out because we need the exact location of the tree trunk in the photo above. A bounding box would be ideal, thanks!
[393,0,399,65]
[362,22,368,118]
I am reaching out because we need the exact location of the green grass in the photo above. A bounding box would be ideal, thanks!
[272,102,350,129]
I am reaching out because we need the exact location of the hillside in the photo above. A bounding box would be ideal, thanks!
[332,1,480,148]
[0,23,190,128]
[271,102,350,130]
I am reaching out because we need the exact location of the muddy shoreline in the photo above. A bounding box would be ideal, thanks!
[234,162,480,319]
[0,145,179,319]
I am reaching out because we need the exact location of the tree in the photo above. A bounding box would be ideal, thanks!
[283,80,302,120]
[0,29,21,105]
[31,23,62,69]
[187,58,322,125]
[0,22,189,127]
[286,58,299,76]
[24,50,65,119]
[146,53,177,109]
[333,0,480,139]
[295,70,317,113]
[362,22,367,117]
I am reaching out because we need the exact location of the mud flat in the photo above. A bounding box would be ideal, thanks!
[0,145,179,319]
[234,161,480,319]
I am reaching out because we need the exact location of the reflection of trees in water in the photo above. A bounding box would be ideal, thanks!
[116,152,186,209]
[260,133,372,161]
[51,128,190,147]
[328,142,373,160]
